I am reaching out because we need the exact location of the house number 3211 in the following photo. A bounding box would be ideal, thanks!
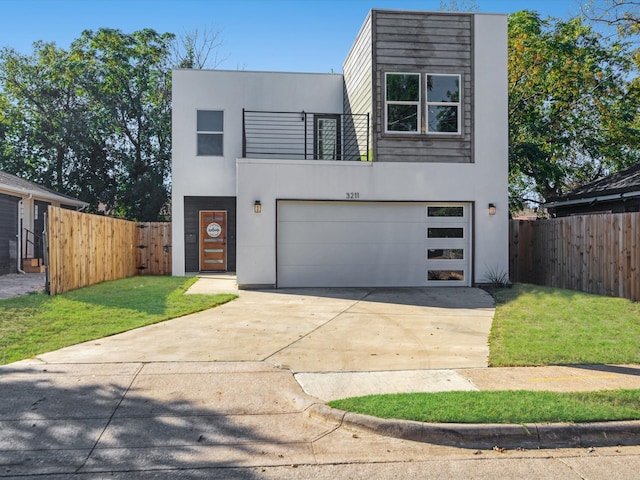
[346,192,360,199]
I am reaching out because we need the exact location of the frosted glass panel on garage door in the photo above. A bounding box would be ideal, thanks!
[425,203,471,286]
[276,201,471,288]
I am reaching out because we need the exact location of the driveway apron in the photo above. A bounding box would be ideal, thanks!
[35,286,494,401]
[36,287,495,372]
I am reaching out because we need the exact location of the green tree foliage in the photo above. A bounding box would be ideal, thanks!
[0,29,174,221]
[586,1,640,115]
[585,0,640,37]
[0,43,108,197]
[71,29,174,221]
[509,11,640,209]
[0,93,12,163]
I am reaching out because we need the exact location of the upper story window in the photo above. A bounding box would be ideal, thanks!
[426,74,460,134]
[385,73,462,136]
[197,110,223,156]
[385,73,420,133]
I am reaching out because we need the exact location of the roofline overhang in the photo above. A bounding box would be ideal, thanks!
[545,190,640,209]
[0,184,88,208]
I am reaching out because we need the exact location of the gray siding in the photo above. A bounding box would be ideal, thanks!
[343,12,373,161]
[0,193,19,275]
[373,10,473,163]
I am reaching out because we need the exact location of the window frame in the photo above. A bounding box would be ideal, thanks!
[384,72,421,135]
[196,109,224,157]
[425,73,462,135]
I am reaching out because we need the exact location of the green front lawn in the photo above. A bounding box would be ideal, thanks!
[331,283,640,423]
[0,276,236,365]
[329,389,640,424]
[489,284,640,366]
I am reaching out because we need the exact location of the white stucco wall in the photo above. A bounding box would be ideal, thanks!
[473,13,509,282]
[236,159,507,286]
[171,69,344,275]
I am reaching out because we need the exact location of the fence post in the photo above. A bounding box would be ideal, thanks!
[43,211,50,294]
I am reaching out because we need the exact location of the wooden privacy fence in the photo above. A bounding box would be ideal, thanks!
[136,222,172,277]
[46,206,171,295]
[510,213,640,301]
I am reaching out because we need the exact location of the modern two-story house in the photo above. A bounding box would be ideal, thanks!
[172,9,508,288]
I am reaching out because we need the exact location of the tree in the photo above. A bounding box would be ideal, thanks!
[0,29,175,220]
[584,1,640,97]
[0,42,115,209]
[71,28,174,221]
[438,0,478,12]
[584,0,640,36]
[0,93,12,165]
[508,11,640,210]
[171,26,226,69]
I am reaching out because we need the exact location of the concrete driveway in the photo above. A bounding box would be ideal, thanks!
[37,284,495,399]
[38,286,494,370]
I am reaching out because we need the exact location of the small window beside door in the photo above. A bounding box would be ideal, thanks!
[197,110,223,156]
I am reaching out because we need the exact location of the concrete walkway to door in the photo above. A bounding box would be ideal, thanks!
[37,277,495,400]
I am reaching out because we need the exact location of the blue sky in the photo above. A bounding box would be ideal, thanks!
[1,0,583,72]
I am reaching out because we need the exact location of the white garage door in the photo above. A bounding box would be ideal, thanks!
[277,201,471,287]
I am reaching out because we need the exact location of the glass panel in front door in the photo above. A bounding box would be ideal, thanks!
[315,116,340,160]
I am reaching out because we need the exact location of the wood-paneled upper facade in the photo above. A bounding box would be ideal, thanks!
[344,10,473,163]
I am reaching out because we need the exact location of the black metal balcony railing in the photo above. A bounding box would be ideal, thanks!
[242,110,369,161]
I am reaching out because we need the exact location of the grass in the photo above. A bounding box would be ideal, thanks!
[0,276,236,365]
[329,389,640,424]
[330,283,640,423]
[489,284,640,366]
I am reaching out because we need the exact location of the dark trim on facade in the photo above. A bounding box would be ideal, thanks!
[0,192,20,275]
[184,196,237,272]
[550,196,640,217]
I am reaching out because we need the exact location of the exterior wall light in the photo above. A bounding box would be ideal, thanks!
[488,203,496,215]
[254,200,262,214]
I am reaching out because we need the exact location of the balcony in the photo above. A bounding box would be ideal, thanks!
[242,110,370,161]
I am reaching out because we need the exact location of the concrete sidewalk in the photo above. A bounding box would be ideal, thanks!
[4,359,639,478]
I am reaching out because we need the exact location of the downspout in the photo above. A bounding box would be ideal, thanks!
[16,194,32,274]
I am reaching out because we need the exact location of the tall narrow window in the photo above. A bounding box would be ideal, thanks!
[426,74,460,134]
[197,110,223,156]
[385,73,420,133]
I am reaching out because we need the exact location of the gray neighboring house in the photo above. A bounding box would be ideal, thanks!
[0,171,87,274]
[546,162,640,217]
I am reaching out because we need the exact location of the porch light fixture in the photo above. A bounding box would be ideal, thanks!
[254,200,262,214]
[488,203,496,215]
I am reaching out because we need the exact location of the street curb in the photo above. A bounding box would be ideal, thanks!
[302,401,640,449]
